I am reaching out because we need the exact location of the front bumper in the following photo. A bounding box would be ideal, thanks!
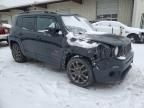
[93,51,134,83]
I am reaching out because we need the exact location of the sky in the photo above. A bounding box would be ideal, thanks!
[0,0,60,9]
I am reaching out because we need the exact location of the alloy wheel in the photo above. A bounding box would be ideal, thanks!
[68,60,89,84]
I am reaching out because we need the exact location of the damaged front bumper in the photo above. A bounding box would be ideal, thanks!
[93,51,134,83]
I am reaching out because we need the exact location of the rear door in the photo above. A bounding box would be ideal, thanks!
[19,16,38,58]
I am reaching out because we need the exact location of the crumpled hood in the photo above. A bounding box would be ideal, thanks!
[85,32,131,46]
[66,32,131,49]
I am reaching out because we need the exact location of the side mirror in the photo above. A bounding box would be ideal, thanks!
[55,28,63,35]
[46,27,63,35]
[58,31,63,35]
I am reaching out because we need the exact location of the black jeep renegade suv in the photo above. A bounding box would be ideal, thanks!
[9,11,134,87]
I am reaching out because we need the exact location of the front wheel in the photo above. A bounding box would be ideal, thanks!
[67,57,94,87]
[11,43,26,63]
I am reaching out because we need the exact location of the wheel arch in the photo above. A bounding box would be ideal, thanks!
[64,53,92,69]
[65,53,95,87]
[9,40,17,48]
[127,33,140,43]
[127,33,139,38]
[9,37,25,54]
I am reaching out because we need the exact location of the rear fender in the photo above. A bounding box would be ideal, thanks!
[9,36,25,54]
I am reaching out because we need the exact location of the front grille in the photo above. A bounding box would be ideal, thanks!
[118,44,131,56]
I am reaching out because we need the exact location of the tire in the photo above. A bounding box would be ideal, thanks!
[127,34,140,43]
[11,43,26,63]
[130,37,136,43]
[67,57,94,87]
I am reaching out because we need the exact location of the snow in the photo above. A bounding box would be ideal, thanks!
[117,56,126,60]
[2,24,11,29]
[132,44,144,73]
[0,42,144,108]
[66,32,99,49]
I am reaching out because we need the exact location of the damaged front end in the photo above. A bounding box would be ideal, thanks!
[68,34,133,83]
[89,43,133,83]
[62,15,133,83]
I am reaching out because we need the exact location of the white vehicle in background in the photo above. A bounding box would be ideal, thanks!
[0,23,11,43]
[92,21,144,43]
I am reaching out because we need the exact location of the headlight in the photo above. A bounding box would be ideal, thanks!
[114,47,119,56]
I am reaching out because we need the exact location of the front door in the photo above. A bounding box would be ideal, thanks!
[35,16,64,66]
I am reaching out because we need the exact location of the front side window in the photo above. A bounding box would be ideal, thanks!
[37,17,59,33]
[113,22,127,28]
[22,17,35,31]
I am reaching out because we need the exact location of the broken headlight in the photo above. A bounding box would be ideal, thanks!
[114,46,119,56]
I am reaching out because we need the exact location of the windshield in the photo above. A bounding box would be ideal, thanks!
[61,16,95,34]
[117,22,127,28]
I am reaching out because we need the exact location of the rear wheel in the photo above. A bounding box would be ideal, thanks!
[11,43,26,63]
[130,37,136,43]
[67,57,94,87]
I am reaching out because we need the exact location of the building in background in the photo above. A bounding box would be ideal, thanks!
[0,0,143,28]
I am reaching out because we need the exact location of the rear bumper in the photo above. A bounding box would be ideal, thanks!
[93,51,134,83]
[0,34,8,41]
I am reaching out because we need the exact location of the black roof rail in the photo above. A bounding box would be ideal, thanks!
[19,10,57,14]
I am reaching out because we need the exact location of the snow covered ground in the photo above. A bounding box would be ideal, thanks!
[0,42,144,108]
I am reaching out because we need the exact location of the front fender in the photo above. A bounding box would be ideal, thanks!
[61,46,95,69]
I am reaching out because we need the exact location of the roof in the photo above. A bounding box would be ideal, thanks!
[16,10,79,16]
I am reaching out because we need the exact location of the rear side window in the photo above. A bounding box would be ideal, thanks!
[22,17,35,31]
[101,22,112,27]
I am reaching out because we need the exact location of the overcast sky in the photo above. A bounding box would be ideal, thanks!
[0,0,59,8]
